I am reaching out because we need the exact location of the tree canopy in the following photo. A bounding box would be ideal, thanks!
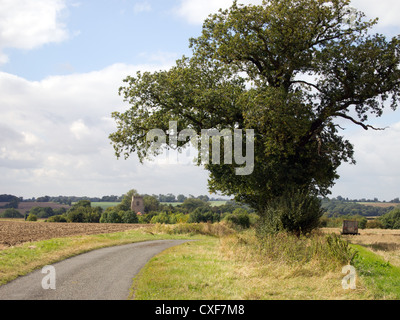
[110,0,400,214]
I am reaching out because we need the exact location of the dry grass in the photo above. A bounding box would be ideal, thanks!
[322,228,400,269]
[217,230,372,299]
[340,228,400,267]
[133,227,372,300]
[357,202,400,208]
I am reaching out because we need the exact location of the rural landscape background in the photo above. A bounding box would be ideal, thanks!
[2,190,400,300]
[2,0,400,303]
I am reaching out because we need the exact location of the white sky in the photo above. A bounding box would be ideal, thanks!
[0,0,400,201]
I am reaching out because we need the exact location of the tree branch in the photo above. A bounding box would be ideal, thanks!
[333,112,387,131]
[290,79,322,92]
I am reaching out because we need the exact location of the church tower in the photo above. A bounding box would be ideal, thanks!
[131,195,145,214]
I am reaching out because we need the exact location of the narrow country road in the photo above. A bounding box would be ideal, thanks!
[0,240,188,300]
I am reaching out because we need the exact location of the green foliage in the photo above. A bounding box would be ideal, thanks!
[187,208,220,223]
[150,212,170,224]
[256,189,324,236]
[325,233,357,265]
[179,198,211,212]
[26,214,38,222]
[46,215,67,223]
[72,200,91,208]
[110,0,400,220]
[223,208,251,229]
[143,195,160,213]
[121,211,139,224]
[0,194,21,203]
[29,207,55,219]
[100,208,138,224]
[169,213,189,224]
[65,201,102,223]
[135,196,255,226]
[359,217,368,229]
[380,208,400,229]
[321,198,392,217]
[0,195,21,209]
[0,208,23,218]
[118,189,139,211]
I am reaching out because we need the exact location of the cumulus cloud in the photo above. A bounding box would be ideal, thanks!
[0,0,69,64]
[0,62,209,197]
[330,118,400,201]
[352,0,400,28]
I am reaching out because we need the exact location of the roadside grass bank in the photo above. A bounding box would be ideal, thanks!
[352,244,400,299]
[0,227,205,286]
[2,221,399,300]
[131,226,373,300]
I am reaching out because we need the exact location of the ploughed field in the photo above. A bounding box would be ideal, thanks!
[0,220,149,248]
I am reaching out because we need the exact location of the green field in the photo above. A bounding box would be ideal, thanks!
[160,201,227,207]
[71,202,121,210]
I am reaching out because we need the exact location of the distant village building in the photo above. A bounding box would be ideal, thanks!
[131,195,144,215]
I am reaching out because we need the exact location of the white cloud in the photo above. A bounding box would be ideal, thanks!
[22,132,41,145]
[331,120,400,201]
[70,119,90,140]
[352,0,400,28]
[0,62,210,198]
[0,0,69,64]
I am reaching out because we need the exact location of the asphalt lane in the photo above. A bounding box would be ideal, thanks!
[0,240,188,300]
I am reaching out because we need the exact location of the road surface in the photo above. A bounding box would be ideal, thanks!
[0,240,188,300]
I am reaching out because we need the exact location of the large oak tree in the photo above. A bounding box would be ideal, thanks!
[110,0,400,217]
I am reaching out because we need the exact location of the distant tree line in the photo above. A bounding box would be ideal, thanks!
[321,207,400,230]
[321,198,393,217]
[37,189,256,229]
[138,196,257,229]
[332,195,400,203]
[23,195,124,205]
[18,193,228,205]
[144,194,227,203]
[0,194,22,209]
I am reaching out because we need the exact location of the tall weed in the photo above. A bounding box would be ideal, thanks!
[222,230,357,271]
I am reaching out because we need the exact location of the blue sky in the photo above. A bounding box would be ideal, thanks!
[1,0,199,80]
[1,0,400,201]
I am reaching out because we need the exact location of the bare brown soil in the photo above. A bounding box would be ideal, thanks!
[0,220,150,248]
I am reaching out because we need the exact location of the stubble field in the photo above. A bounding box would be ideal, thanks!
[0,220,150,249]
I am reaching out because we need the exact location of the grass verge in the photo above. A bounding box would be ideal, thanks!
[131,228,372,300]
[352,244,400,299]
